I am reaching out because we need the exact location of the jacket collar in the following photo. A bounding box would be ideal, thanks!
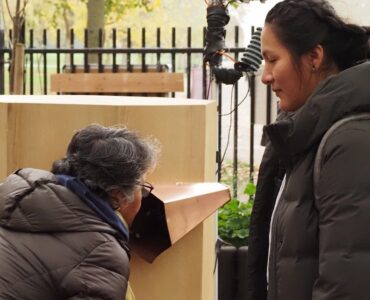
[56,175,129,241]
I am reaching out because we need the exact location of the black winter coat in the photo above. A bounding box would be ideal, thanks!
[0,168,130,300]
[248,61,370,300]
[245,112,287,300]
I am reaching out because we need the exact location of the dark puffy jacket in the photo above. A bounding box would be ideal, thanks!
[0,168,130,300]
[246,61,370,300]
[245,112,287,300]
[264,61,370,300]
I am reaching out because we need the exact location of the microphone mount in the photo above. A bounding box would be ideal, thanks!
[204,1,264,85]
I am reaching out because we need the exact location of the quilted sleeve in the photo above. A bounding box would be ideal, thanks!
[313,124,370,299]
[61,240,130,300]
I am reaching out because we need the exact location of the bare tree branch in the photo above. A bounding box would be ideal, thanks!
[5,0,14,23]
[18,0,29,19]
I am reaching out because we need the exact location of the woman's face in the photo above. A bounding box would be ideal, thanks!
[260,24,320,111]
[118,176,148,227]
[121,187,143,226]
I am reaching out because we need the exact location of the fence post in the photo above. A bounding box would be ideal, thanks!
[0,29,4,95]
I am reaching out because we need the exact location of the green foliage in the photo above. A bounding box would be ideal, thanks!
[218,160,257,247]
[244,181,256,197]
[218,194,254,247]
[26,0,160,30]
[228,1,241,8]
[104,0,160,25]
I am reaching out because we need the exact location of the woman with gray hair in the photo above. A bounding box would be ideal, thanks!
[0,124,159,300]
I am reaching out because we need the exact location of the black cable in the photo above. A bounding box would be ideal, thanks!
[220,73,251,116]
[219,83,235,167]
[215,73,253,175]
[206,72,214,99]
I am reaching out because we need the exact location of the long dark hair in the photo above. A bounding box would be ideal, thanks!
[51,124,159,202]
[265,0,370,71]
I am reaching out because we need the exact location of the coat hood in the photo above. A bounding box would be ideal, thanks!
[0,168,120,237]
[265,61,370,161]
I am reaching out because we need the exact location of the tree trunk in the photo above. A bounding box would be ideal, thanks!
[9,0,25,94]
[87,0,105,64]
[62,6,74,66]
[62,6,74,46]
[12,43,25,94]
[0,0,4,29]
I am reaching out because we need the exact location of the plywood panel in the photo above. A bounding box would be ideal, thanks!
[5,104,120,173]
[118,105,212,183]
[50,73,184,93]
[3,103,216,184]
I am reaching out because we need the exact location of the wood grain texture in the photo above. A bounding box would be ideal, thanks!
[50,72,184,93]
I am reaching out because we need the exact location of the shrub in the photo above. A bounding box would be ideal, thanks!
[218,180,256,247]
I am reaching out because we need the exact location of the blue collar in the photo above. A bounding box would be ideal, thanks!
[56,175,129,241]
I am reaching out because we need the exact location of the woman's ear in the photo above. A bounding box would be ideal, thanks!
[308,44,325,71]
[119,190,142,227]
[108,189,128,210]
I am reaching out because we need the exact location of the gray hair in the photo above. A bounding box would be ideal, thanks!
[51,124,159,204]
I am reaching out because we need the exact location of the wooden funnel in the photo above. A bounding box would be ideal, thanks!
[129,182,230,262]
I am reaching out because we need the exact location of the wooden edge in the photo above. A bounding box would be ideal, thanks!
[50,73,184,93]
[164,188,230,244]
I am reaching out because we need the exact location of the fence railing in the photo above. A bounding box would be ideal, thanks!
[0,26,275,198]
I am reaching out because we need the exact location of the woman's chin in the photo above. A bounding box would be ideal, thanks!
[278,99,289,111]
[278,98,300,112]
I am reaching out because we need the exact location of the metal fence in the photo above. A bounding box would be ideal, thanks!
[0,26,275,198]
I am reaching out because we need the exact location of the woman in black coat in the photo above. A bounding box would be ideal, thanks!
[246,1,370,299]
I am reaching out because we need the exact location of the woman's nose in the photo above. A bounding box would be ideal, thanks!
[261,68,273,85]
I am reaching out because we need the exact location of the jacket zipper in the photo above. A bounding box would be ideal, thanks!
[269,172,289,299]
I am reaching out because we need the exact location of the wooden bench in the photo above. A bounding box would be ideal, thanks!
[50,64,184,94]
